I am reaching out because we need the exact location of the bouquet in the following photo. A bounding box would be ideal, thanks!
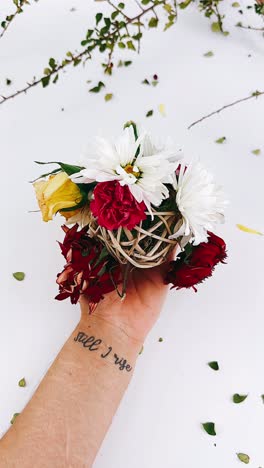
[33,121,228,312]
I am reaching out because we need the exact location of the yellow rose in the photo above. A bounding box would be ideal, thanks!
[33,172,82,222]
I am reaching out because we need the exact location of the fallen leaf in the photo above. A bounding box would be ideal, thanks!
[215,136,226,144]
[104,93,113,102]
[237,453,250,464]
[158,103,166,117]
[12,272,25,281]
[233,393,248,404]
[204,51,214,57]
[252,149,261,155]
[18,378,26,388]
[146,109,154,117]
[158,337,163,342]
[208,361,219,371]
[236,224,263,236]
[202,422,216,436]
[10,413,20,425]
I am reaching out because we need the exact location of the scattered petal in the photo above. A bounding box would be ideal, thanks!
[208,361,219,371]
[158,103,166,116]
[202,422,216,436]
[12,272,25,281]
[233,393,248,404]
[237,453,250,464]
[18,378,26,388]
[236,224,263,236]
[215,136,226,144]
[10,413,20,425]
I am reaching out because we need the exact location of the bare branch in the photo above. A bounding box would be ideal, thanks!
[188,91,264,129]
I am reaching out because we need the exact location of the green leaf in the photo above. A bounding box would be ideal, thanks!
[215,136,226,144]
[237,453,250,464]
[252,149,261,155]
[34,161,84,176]
[211,22,221,33]
[232,2,240,7]
[141,0,150,4]
[148,17,159,28]
[6,78,12,85]
[10,413,20,425]
[124,60,132,66]
[158,337,163,342]
[208,361,219,371]
[18,377,26,387]
[233,394,248,404]
[179,0,193,9]
[202,422,216,436]
[89,81,105,93]
[127,40,136,51]
[13,272,25,281]
[118,42,126,49]
[146,109,153,117]
[142,78,150,85]
[53,73,59,84]
[96,12,103,24]
[204,50,214,57]
[41,76,50,88]
[118,2,125,8]
[49,57,56,69]
[104,93,113,102]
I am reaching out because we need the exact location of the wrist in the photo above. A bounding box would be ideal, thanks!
[77,312,143,361]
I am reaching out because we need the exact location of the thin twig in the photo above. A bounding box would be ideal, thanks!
[237,24,264,32]
[188,91,264,129]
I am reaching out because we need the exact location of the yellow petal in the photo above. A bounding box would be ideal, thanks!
[158,103,166,117]
[33,172,82,222]
[236,224,263,236]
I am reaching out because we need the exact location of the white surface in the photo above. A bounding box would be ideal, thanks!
[1,1,264,466]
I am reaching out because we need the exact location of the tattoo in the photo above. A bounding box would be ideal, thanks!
[74,331,133,372]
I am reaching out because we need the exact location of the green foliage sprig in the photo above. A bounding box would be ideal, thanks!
[0,0,177,105]
[0,0,32,39]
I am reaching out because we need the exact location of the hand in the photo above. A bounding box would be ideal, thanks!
[80,247,177,344]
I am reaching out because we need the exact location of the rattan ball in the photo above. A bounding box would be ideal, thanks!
[88,209,179,269]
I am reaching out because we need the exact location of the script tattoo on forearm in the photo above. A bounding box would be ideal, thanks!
[73,331,133,372]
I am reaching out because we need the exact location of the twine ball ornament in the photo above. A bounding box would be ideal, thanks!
[88,206,180,269]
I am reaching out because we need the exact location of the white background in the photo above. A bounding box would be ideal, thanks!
[1,1,264,467]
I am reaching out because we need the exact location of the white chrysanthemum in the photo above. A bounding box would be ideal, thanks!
[71,126,180,213]
[169,162,227,245]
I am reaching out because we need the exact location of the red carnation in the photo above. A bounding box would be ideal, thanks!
[165,232,227,292]
[55,224,121,307]
[90,180,147,231]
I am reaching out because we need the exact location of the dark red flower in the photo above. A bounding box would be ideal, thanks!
[164,232,227,292]
[190,232,227,268]
[55,224,121,307]
[90,180,147,231]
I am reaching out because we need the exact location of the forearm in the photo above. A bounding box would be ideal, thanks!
[0,314,142,468]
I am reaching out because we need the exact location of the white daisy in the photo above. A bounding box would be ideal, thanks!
[71,126,180,213]
[169,161,227,245]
